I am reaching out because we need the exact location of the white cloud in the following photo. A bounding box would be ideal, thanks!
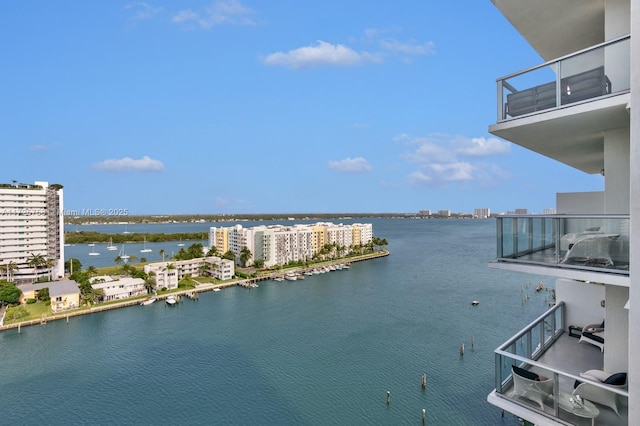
[30,144,49,151]
[124,2,163,21]
[93,156,164,172]
[172,0,255,29]
[380,39,436,56]
[328,157,373,173]
[215,197,229,207]
[263,41,381,69]
[455,136,510,156]
[398,134,509,186]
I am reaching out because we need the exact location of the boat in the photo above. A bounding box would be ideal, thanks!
[274,276,285,282]
[535,282,544,292]
[166,295,177,305]
[471,300,480,306]
[106,237,118,251]
[213,288,221,292]
[140,297,156,306]
[88,244,100,256]
[177,238,185,247]
[140,237,152,253]
[284,272,297,281]
[119,244,130,261]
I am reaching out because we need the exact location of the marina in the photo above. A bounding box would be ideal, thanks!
[0,219,550,425]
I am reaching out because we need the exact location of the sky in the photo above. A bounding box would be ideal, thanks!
[1,1,604,215]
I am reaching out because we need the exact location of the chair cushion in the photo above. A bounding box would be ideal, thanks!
[604,372,627,386]
[513,365,539,381]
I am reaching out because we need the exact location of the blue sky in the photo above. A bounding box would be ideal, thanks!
[1,1,604,215]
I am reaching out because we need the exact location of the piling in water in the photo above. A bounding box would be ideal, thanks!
[460,343,465,355]
[386,391,390,405]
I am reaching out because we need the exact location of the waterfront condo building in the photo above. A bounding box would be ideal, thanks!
[486,1,635,425]
[0,181,64,284]
[209,222,373,268]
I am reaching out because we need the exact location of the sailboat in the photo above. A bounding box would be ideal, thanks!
[140,236,152,253]
[107,237,118,251]
[177,238,185,247]
[119,244,130,261]
[88,243,100,256]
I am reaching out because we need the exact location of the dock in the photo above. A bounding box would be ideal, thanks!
[1,249,389,332]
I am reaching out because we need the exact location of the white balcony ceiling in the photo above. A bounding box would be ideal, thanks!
[491,0,605,60]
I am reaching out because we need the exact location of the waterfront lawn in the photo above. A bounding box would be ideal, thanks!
[5,301,53,324]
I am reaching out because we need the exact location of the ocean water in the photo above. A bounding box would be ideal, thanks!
[0,219,552,425]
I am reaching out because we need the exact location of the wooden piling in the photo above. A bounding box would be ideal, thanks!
[471,336,474,349]
[386,391,390,405]
[421,373,427,389]
[422,408,426,424]
[460,343,465,355]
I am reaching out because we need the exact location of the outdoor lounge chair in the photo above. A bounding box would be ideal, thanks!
[574,370,627,415]
[512,365,554,410]
[579,321,605,352]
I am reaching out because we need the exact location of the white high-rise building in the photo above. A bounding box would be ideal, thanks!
[0,181,64,283]
[486,1,633,424]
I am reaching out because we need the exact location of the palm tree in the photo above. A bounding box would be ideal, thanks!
[159,249,166,261]
[114,256,123,265]
[140,257,147,264]
[27,253,46,283]
[144,271,156,294]
[6,261,17,282]
[44,258,56,281]
[240,246,252,267]
[87,265,98,277]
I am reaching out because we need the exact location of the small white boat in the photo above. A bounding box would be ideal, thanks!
[274,277,285,282]
[107,237,118,251]
[88,251,100,256]
[284,272,297,281]
[140,297,156,306]
[166,295,177,305]
[471,300,480,306]
[119,244,130,261]
[140,237,152,253]
[213,288,221,292]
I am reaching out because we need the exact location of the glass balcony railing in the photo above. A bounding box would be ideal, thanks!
[495,215,629,275]
[493,302,629,424]
[497,35,630,121]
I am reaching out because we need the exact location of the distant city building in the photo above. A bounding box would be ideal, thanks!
[209,222,374,268]
[437,210,451,217]
[418,210,432,216]
[543,208,557,214]
[514,208,528,215]
[0,181,64,283]
[474,208,491,218]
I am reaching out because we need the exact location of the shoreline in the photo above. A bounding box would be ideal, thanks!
[1,250,389,332]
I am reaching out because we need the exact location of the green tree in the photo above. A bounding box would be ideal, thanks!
[0,282,22,305]
[65,258,83,274]
[240,246,252,267]
[27,252,46,282]
[36,287,50,302]
[86,265,97,277]
[206,246,218,257]
[140,257,147,264]
[222,250,236,262]
[144,272,156,294]
[159,249,166,261]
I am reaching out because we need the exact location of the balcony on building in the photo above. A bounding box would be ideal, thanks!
[490,215,629,287]
[488,302,628,425]
[490,36,630,177]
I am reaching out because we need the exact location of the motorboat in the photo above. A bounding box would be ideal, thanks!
[284,272,297,281]
[140,297,156,306]
[166,295,177,305]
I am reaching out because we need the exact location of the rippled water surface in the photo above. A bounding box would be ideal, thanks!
[0,219,552,425]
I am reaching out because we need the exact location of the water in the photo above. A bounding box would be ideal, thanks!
[1,219,552,425]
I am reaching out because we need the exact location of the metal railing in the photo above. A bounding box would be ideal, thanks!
[494,302,628,424]
[497,35,630,121]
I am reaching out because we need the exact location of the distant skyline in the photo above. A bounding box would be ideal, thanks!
[1,1,604,215]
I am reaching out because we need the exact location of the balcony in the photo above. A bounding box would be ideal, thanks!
[491,215,629,286]
[490,36,630,175]
[488,302,628,425]
[497,36,629,122]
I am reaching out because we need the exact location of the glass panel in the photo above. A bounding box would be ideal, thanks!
[495,215,629,274]
[498,37,629,121]
[501,64,557,119]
